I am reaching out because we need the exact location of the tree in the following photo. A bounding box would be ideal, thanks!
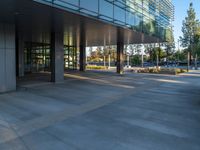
[128,44,136,56]
[173,50,187,62]
[151,47,166,62]
[88,47,93,56]
[165,43,175,65]
[180,3,199,63]
[164,25,175,65]
[164,32,175,65]
[130,44,142,66]
[144,44,155,62]
[194,25,200,57]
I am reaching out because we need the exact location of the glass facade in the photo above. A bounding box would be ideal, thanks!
[24,42,51,73]
[64,45,78,70]
[24,42,78,73]
[64,32,78,70]
[34,0,174,41]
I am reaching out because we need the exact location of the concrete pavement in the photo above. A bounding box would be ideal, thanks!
[0,71,200,150]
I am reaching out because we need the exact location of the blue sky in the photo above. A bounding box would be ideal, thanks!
[173,0,200,45]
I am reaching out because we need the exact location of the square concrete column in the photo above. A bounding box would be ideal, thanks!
[116,28,124,74]
[50,30,64,82]
[79,23,86,72]
[0,23,16,93]
[16,32,24,77]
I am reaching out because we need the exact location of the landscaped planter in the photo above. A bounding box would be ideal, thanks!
[86,65,108,70]
[132,67,187,75]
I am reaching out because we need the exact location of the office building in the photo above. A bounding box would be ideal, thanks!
[0,0,174,92]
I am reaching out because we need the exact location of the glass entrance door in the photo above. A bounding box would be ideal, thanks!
[64,45,77,70]
[24,42,51,73]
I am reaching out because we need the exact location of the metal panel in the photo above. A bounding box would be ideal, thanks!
[0,23,5,49]
[0,49,6,92]
[5,24,15,49]
[5,49,16,91]
[0,23,16,93]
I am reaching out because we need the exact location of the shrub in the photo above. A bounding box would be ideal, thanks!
[136,67,187,75]
[86,65,108,70]
[149,67,159,73]
[175,68,187,74]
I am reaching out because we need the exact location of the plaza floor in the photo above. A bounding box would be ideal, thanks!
[0,71,200,150]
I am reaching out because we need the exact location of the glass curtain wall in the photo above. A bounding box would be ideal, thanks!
[34,0,174,40]
[64,46,77,70]
[64,33,78,70]
[24,33,78,73]
[24,42,51,73]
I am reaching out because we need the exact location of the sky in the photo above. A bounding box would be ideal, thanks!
[173,0,200,47]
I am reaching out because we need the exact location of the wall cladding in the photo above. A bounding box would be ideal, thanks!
[0,23,16,93]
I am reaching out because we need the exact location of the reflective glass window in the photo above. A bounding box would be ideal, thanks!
[114,6,125,23]
[99,0,113,20]
[80,0,98,15]
[114,0,126,8]
[135,14,142,26]
[126,11,135,26]
[54,0,79,10]
[62,0,79,6]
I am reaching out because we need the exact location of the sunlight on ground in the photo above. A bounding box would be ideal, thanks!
[64,74,135,89]
[144,78,188,84]
[181,73,200,77]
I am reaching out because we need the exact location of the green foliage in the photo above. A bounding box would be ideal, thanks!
[149,68,159,73]
[151,47,166,62]
[180,2,200,57]
[175,68,188,74]
[88,47,103,62]
[142,20,156,35]
[135,19,172,40]
[194,26,200,57]
[174,50,187,61]
[86,65,107,70]
[165,28,174,42]
[137,67,187,75]
[131,55,140,66]
[88,46,116,63]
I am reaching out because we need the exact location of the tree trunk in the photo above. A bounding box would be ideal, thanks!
[166,50,169,67]
[159,49,161,62]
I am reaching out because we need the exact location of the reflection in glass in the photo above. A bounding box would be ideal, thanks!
[35,0,174,40]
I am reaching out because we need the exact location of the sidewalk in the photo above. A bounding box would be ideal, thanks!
[0,71,200,150]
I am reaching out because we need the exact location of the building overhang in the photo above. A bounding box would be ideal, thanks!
[0,0,161,46]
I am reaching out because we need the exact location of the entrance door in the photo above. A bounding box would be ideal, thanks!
[64,45,78,70]
[24,42,51,73]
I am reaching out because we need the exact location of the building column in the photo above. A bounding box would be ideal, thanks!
[16,33,24,77]
[116,28,124,74]
[0,23,16,93]
[79,23,86,72]
[50,29,64,82]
